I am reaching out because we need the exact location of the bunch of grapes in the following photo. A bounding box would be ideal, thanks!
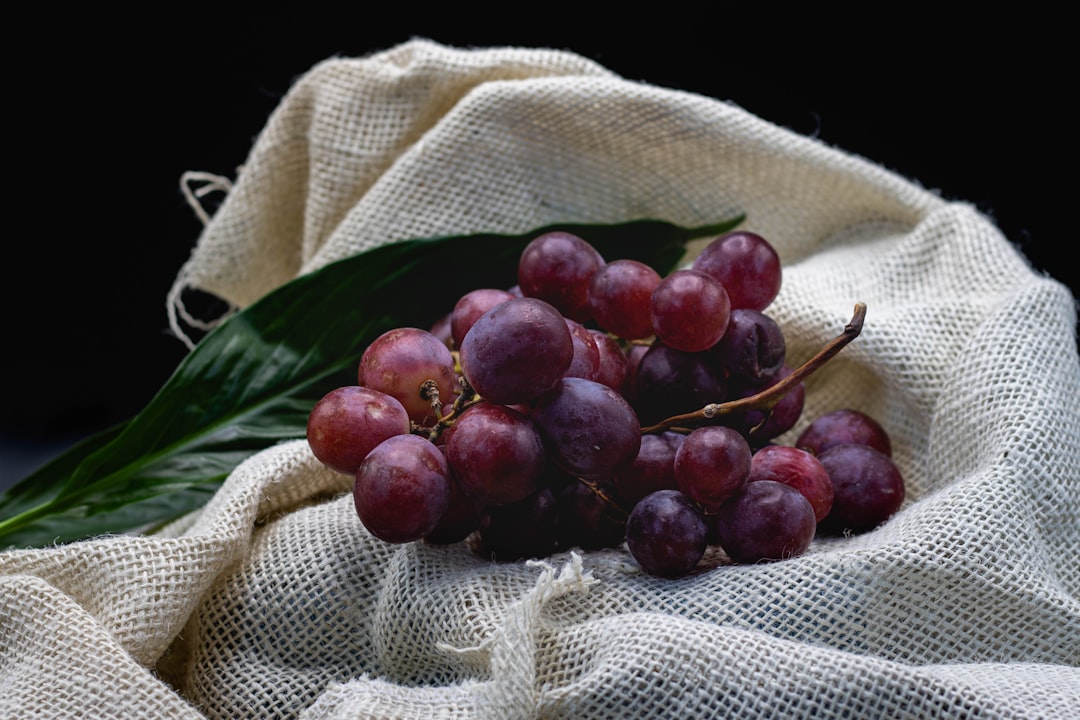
[306,229,905,578]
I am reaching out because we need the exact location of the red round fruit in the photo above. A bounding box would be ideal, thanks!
[354,434,451,544]
[306,386,411,475]
[692,231,782,311]
[358,327,458,427]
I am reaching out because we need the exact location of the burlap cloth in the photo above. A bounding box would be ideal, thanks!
[2,39,1077,719]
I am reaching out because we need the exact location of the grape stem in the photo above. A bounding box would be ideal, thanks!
[640,302,867,435]
[421,375,482,441]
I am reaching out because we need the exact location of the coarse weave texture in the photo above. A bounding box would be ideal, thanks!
[3,39,1079,719]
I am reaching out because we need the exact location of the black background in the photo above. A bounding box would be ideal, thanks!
[2,11,1074,489]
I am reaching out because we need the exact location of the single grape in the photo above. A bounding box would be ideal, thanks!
[673,425,752,511]
[306,385,411,475]
[691,230,782,311]
[711,308,786,384]
[747,444,833,522]
[588,258,661,340]
[477,485,560,561]
[445,402,546,506]
[650,269,731,353]
[817,444,904,535]
[353,434,451,544]
[450,288,516,349]
[796,408,892,457]
[517,231,605,323]
[633,342,727,425]
[625,489,709,578]
[531,377,641,482]
[612,431,684,507]
[458,297,573,405]
[714,480,816,564]
[358,327,458,427]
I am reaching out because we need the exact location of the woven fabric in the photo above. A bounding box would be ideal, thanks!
[2,39,1078,719]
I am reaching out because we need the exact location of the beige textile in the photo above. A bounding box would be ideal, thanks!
[3,39,1078,719]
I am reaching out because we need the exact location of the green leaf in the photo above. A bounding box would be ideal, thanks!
[0,216,743,548]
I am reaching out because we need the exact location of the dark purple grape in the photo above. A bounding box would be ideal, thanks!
[556,480,627,551]
[531,377,642,482]
[817,444,905,535]
[747,444,833,522]
[612,431,684,507]
[796,409,892,457]
[517,231,605,323]
[724,366,805,445]
[445,402,546,506]
[650,269,731,353]
[625,489,709,577]
[673,425,752,511]
[458,297,573,405]
[477,486,560,561]
[450,288,516,349]
[713,480,816,564]
[353,434,451,544]
[588,259,661,340]
[710,308,786,384]
[633,342,727,425]
[691,230,782,311]
[306,386,411,475]
[358,327,458,427]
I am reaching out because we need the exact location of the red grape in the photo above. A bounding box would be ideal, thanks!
[445,402,545,506]
[306,386,410,475]
[692,231,782,311]
[450,288,516,349]
[353,434,451,544]
[650,269,731,353]
[747,444,833,522]
[358,327,457,427]
[673,425,752,511]
[517,231,604,323]
[588,258,661,340]
[711,308,786,384]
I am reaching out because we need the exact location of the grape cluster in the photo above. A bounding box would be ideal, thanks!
[306,230,905,578]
